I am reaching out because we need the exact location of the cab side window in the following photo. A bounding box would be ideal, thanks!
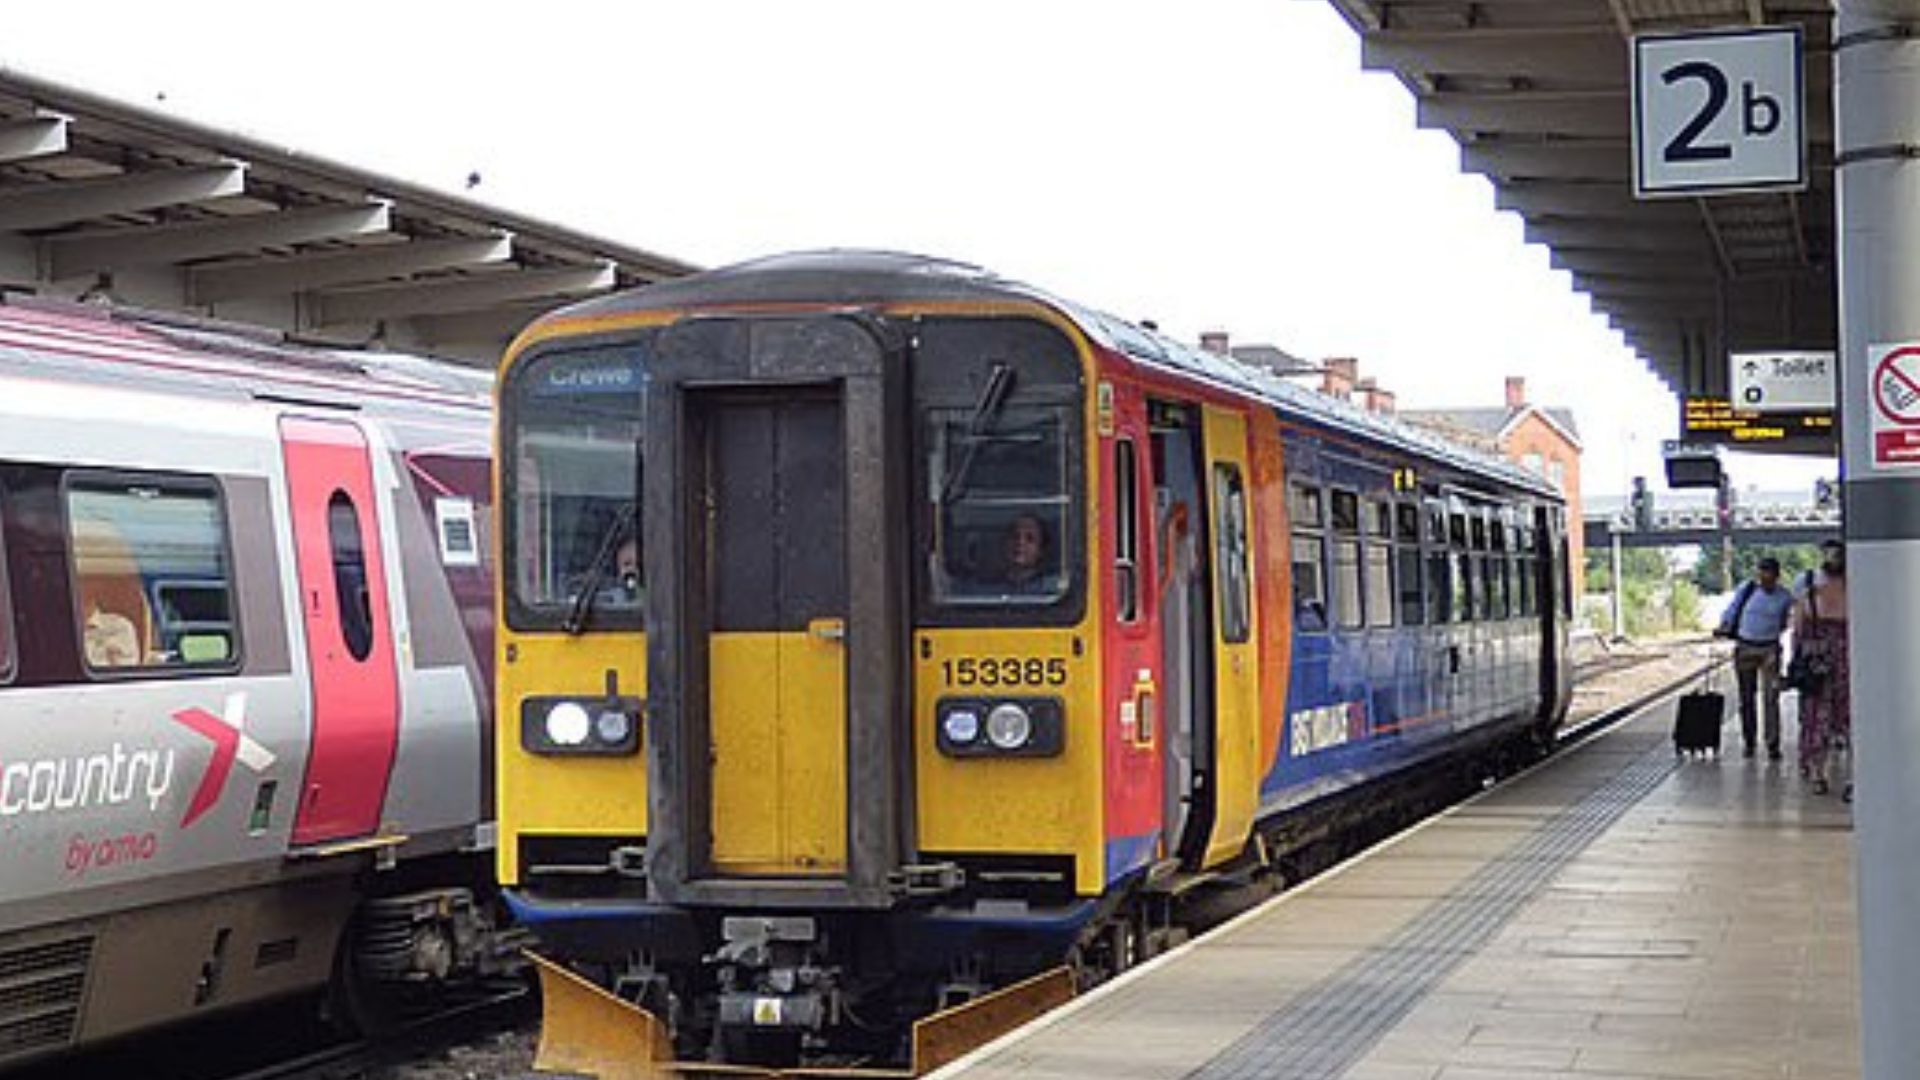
[67,478,239,674]
[1214,465,1251,643]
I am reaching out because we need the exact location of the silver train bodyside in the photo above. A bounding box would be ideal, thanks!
[0,300,507,1066]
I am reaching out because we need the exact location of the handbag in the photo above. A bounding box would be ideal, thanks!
[1786,587,1833,693]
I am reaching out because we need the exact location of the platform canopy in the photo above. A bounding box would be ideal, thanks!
[1324,0,1836,408]
[0,69,697,367]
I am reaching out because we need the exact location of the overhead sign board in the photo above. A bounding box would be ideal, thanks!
[1870,343,1920,469]
[1632,27,1806,198]
[1682,396,1833,447]
[1729,349,1835,412]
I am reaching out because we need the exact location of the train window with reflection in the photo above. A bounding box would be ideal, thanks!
[1453,552,1475,622]
[1333,539,1363,631]
[0,492,12,684]
[1330,490,1360,535]
[1292,534,1327,632]
[67,479,237,673]
[1519,557,1536,616]
[1214,465,1251,643]
[1365,543,1393,629]
[504,347,645,631]
[1367,500,1391,538]
[1114,439,1140,623]
[1427,549,1452,624]
[930,406,1071,606]
[328,492,375,662]
[1397,543,1425,626]
[1395,502,1420,542]
[1290,484,1323,529]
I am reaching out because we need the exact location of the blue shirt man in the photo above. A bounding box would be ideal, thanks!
[1718,557,1793,758]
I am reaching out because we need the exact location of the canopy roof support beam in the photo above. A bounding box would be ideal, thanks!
[312,262,616,326]
[46,202,392,278]
[189,233,513,303]
[0,116,67,163]
[0,163,246,232]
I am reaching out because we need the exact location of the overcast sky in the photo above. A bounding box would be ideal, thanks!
[4,0,1829,499]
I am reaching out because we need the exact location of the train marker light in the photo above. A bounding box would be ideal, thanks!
[943,708,982,746]
[985,703,1033,751]
[594,708,634,747]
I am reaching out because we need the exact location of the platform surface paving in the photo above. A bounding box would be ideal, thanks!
[935,689,1858,1080]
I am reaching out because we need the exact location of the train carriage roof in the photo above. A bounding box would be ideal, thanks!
[536,250,1562,503]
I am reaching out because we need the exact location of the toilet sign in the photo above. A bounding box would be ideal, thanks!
[1729,350,1834,413]
[1633,27,1806,197]
[1871,343,1920,470]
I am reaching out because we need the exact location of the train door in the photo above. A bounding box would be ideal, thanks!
[1198,406,1261,868]
[698,390,849,876]
[1149,402,1212,861]
[280,417,401,846]
[1536,506,1572,719]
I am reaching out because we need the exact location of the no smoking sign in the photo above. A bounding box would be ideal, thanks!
[1871,343,1920,469]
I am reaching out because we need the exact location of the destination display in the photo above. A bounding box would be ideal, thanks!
[1681,396,1834,447]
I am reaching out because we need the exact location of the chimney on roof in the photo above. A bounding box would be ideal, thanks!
[1357,377,1396,416]
[1505,376,1527,411]
[1200,330,1230,356]
[1322,356,1358,401]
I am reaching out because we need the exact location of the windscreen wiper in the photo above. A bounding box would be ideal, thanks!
[564,502,638,636]
[938,362,1015,505]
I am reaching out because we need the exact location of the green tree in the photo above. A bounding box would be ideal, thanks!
[1690,543,1822,593]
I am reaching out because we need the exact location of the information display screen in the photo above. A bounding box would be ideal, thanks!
[1681,397,1834,448]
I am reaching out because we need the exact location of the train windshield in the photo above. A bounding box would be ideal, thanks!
[505,348,646,630]
[915,317,1083,621]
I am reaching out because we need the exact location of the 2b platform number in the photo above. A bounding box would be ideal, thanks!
[1633,29,1803,195]
[1661,61,1784,164]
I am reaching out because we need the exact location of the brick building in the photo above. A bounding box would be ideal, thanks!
[1402,378,1586,595]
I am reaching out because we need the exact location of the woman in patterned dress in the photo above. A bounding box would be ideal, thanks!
[1791,541,1850,798]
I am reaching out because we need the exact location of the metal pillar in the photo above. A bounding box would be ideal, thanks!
[1610,529,1625,638]
[1834,5,1920,1074]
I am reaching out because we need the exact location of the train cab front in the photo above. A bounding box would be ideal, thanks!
[494,264,1105,1068]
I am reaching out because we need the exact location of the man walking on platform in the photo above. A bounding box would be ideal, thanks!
[1717,556,1796,759]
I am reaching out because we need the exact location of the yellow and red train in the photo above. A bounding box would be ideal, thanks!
[493,251,1573,1068]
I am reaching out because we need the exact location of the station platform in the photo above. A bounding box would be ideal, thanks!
[933,673,1858,1080]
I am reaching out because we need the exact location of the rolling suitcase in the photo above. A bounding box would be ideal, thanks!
[1674,663,1726,757]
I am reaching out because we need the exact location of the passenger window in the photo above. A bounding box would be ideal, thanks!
[328,492,375,662]
[0,493,12,684]
[1367,500,1391,538]
[1397,544,1425,626]
[1114,440,1139,623]
[1427,550,1452,624]
[1330,490,1360,534]
[1453,552,1475,622]
[1292,534,1327,632]
[1213,465,1251,643]
[1333,539,1363,631]
[1365,543,1393,629]
[1290,483,1323,528]
[1480,555,1498,619]
[932,406,1072,606]
[68,479,237,672]
[1395,502,1420,541]
[1520,557,1536,616]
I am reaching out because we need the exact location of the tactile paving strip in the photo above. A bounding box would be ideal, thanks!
[1185,730,1681,1080]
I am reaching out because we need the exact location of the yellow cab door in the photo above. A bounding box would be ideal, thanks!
[701,390,848,876]
[1200,405,1262,867]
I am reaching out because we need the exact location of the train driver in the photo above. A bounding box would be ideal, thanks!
[1002,513,1052,594]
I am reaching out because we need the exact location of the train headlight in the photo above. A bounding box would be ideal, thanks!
[546,702,592,747]
[521,696,643,756]
[936,697,1063,758]
[942,707,982,746]
[985,704,1033,750]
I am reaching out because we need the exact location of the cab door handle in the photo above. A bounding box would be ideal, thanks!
[808,618,847,643]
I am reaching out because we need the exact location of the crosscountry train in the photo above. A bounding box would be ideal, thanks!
[0,299,515,1069]
[493,251,1574,1070]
